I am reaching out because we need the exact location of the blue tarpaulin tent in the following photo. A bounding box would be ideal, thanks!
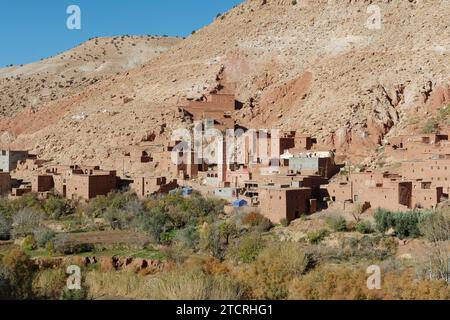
[232,199,248,207]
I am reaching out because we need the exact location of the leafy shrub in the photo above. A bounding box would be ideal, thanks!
[0,213,12,240]
[60,287,87,300]
[325,215,347,232]
[374,209,423,239]
[43,196,74,219]
[394,211,422,239]
[419,211,450,242]
[0,248,35,299]
[46,241,55,256]
[175,225,200,250]
[306,229,329,244]
[33,228,56,248]
[22,235,37,251]
[356,221,374,234]
[322,235,398,262]
[145,206,172,244]
[422,118,439,134]
[240,242,313,299]
[242,212,273,232]
[373,208,394,233]
[53,235,94,255]
[227,232,265,263]
[103,208,131,230]
[200,221,237,260]
[12,208,42,238]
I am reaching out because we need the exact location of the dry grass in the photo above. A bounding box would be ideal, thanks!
[84,265,243,300]
[84,270,151,299]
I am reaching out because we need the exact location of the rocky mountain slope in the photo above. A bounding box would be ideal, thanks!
[0,35,180,117]
[1,0,449,169]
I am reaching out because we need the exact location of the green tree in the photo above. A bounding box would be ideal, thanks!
[43,196,74,219]
[374,208,394,233]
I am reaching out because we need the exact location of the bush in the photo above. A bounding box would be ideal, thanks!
[306,229,329,244]
[0,248,35,299]
[394,211,422,239]
[53,235,94,255]
[374,209,422,239]
[416,243,450,283]
[325,215,347,232]
[242,212,273,232]
[43,196,74,219]
[289,265,450,300]
[419,211,450,242]
[227,232,265,263]
[175,225,200,250]
[356,221,374,234]
[145,206,172,244]
[22,235,37,251]
[321,235,398,262]
[33,228,56,248]
[0,213,12,240]
[103,208,131,230]
[12,208,42,238]
[280,218,289,227]
[240,242,313,299]
[200,221,237,260]
[374,208,394,233]
[32,268,66,299]
[422,118,439,134]
[60,287,87,300]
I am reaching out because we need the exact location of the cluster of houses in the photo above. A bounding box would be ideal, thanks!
[1,89,450,225]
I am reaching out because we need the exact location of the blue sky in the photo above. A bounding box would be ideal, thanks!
[0,0,244,66]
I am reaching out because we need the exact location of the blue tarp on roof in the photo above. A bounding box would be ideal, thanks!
[232,199,248,207]
[182,187,193,196]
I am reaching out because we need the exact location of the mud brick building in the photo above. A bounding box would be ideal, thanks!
[66,170,117,200]
[386,133,450,161]
[324,170,442,211]
[32,175,54,193]
[0,172,11,195]
[287,151,337,179]
[399,158,450,195]
[131,176,178,198]
[32,165,118,200]
[0,150,29,172]
[179,92,237,131]
[258,185,313,223]
[411,181,443,209]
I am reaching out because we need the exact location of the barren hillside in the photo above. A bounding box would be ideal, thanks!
[1,0,449,169]
[0,35,181,116]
